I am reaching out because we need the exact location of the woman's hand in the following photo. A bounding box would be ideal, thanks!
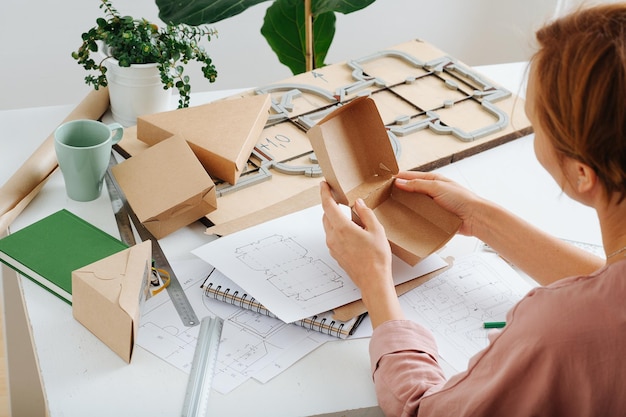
[319,181,403,327]
[394,171,485,237]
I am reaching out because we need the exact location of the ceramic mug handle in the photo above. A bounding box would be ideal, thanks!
[107,122,124,145]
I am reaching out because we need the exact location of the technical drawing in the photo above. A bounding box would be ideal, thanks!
[135,258,333,395]
[398,252,534,372]
[235,234,344,302]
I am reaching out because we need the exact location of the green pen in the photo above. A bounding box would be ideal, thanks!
[483,321,506,329]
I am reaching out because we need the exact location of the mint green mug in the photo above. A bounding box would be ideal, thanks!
[54,119,124,202]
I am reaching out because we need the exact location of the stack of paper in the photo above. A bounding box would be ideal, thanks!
[136,204,449,394]
[191,204,449,326]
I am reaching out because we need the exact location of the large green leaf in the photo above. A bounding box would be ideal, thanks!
[261,0,335,74]
[157,0,270,25]
[155,0,378,74]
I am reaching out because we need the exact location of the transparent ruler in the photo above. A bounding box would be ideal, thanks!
[182,315,224,417]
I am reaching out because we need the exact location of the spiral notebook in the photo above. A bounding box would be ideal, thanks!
[201,267,366,339]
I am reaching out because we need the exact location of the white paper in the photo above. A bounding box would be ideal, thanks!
[398,251,536,372]
[136,258,334,394]
[192,204,448,323]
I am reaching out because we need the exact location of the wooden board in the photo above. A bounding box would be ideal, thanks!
[118,39,532,230]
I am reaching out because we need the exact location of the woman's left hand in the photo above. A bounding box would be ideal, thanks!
[319,181,404,327]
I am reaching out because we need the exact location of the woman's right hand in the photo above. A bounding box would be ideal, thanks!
[394,171,486,237]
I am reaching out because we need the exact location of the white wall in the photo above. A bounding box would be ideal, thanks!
[1,0,562,110]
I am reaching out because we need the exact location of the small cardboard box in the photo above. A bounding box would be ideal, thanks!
[137,94,271,185]
[112,135,217,239]
[72,240,152,363]
[308,97,462,266]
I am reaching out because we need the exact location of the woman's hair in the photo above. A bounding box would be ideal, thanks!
[531,3,626,201]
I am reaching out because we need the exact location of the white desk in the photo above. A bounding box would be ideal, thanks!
[0,63,602,417]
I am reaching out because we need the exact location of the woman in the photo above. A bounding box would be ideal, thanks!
[320,4,626,416]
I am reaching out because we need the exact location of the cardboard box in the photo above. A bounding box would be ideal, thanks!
[137,94,271,185]
[112,135,217,239]
[308,96,462,266]
[72,240,152,363]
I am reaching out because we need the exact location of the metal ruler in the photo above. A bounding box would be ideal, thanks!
[104,154,137,247]
[105,152,200,327]
[182,315,224,417]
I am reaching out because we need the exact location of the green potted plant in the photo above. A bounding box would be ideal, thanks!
[72,0,219,126]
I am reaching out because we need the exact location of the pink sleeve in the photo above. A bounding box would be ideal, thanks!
[368,271,626,417]
[369,319,536,417]
[369,320,447,417]
[368,309,573,417]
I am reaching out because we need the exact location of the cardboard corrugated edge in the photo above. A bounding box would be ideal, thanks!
[72,240,151,362]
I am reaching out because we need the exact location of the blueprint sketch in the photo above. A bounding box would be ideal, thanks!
[192,204,448,323]
[397,251,535,372]
[136,257,334,394]
[236,234,344,302]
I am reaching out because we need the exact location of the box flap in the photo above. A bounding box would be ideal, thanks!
[111,135,217,238]
[137,94,271,184]
[308,96,398,206]
[308,96,461,266]
[72,240,152,362]
[373,188,462,265]
[116,240,151,325]
[142,188,217,238]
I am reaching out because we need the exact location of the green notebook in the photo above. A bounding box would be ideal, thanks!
[0,209,128,304]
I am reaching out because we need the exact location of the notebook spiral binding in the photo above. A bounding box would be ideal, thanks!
[202,278,364,339]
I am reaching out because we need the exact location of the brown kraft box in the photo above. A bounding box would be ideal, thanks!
[136,94,271,185]
[112,135,217,239]
[308,96,462,266]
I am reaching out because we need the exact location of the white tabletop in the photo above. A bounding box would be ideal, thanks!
[0,62,602,417]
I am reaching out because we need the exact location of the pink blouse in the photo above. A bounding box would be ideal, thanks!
[370,260,626,416]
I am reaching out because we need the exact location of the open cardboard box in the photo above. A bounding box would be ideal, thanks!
[308,96,462,266]
[136,94,271,185]
[112,135,217,239]
[72,240,152,363]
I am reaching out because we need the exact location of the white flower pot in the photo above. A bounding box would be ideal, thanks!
[104,57,173,127]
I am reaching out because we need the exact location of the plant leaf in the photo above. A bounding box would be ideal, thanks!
[261,0,335,75]
[312,0,377,15]
[155,0,378,74]
[157,0,271,25]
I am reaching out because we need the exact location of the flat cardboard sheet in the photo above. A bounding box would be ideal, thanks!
[206,185,321,237]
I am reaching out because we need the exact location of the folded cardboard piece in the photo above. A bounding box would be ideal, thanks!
[136,94,271,185]
[72,240,152,363]
[308,96,462,266]
[112,135,217,239]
